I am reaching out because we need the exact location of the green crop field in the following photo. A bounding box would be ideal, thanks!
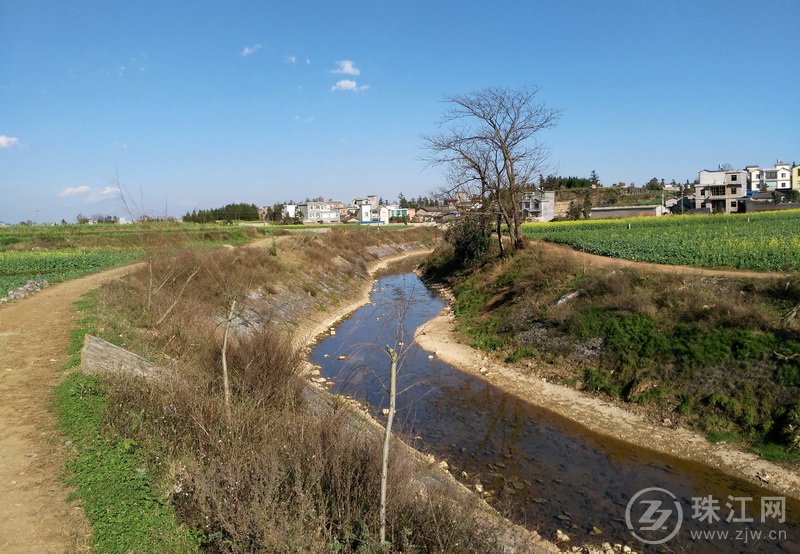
[522,210,800,272]
[0,222,274,251]
[0,249,141,295]
[0,222,271,296]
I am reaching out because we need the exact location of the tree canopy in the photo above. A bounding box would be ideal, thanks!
[183,203,259,223]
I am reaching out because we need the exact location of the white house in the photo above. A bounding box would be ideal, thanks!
[283,204,298,220]
[766,162,792,190]
[695,169,745,213]
[358,204,396,224]
[519,190,555,222]
[744,162,792,191]
[297,202,340,224]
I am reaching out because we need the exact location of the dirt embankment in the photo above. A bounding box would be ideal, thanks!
[415,307,800,501]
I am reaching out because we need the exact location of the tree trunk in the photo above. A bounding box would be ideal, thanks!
[380,347,398,545]
[221,298,236,426]
[513,218,525,249]
[496,213,504,257]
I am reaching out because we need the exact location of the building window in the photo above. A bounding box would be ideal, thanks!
[730,174,737,181]
[730,201,736,208]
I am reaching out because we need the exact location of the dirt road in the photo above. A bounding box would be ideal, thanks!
[0,264,140,553]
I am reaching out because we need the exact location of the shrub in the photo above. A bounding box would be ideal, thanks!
[445,215,491,268]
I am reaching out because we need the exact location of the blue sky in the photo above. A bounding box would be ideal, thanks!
[1,0,798,223]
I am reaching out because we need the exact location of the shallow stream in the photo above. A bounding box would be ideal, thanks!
[309,269,799,552]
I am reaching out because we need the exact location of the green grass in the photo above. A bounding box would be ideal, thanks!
[523,209,800,271]
[52,293,199,553]
[0,221,280,296]
[753,442,800,463]
[706,430,740,444]
[0,221,270,252]
[505,345,538,362]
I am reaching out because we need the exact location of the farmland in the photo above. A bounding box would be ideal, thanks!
[0,222,269,251]
[0,222,272,296]
[0,250,141,295]
[522,210,800,272]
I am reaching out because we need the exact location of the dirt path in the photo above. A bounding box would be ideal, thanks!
[533,240,791,279]
[0,264,141,553]
[415,311,800,502]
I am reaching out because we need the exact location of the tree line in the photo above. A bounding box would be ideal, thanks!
[183,203,260,223]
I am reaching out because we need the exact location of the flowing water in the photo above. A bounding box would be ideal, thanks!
[309,269,800,552]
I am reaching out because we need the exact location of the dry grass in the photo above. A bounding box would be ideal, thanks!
[425,241,800,454]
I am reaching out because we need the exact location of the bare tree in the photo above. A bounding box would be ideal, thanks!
[425,87,560,250]
[221,298,237,426]
[379,345,398,545]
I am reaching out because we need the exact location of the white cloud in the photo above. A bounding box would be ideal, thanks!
[294,115,316,123]
[0,135,19,149]
[87,186,122,202]
[58,186,91,197]
[331,60,360,75]
[285,54,297,63]
[241,43,262,57]
[57,185,121,202]
[330,80,370,92]
[331,79,358,92]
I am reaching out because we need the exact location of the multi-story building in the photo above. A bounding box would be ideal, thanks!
[744,165,761,194]
[297,201,341,224]
[328,200,349,218]
[744,161,794,192]
[519,190,556,222]
[353,195,379,209]
[765,162,792,191]
[283,204,298,220]
[793,163,800,190]
[695,169,745,213]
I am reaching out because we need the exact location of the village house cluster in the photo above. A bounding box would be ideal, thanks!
[276,195,413,225]
[264,189,558,226]
[695,160,799,214]
[254,160,799,226]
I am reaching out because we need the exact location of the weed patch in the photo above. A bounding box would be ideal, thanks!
[424,241,800,454]
[53,295,198,553]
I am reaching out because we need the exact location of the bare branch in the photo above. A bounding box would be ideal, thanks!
[154,267,200,326]
[424,86,560,250]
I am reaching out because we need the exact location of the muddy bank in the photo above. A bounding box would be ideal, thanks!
[415,309,800,502]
